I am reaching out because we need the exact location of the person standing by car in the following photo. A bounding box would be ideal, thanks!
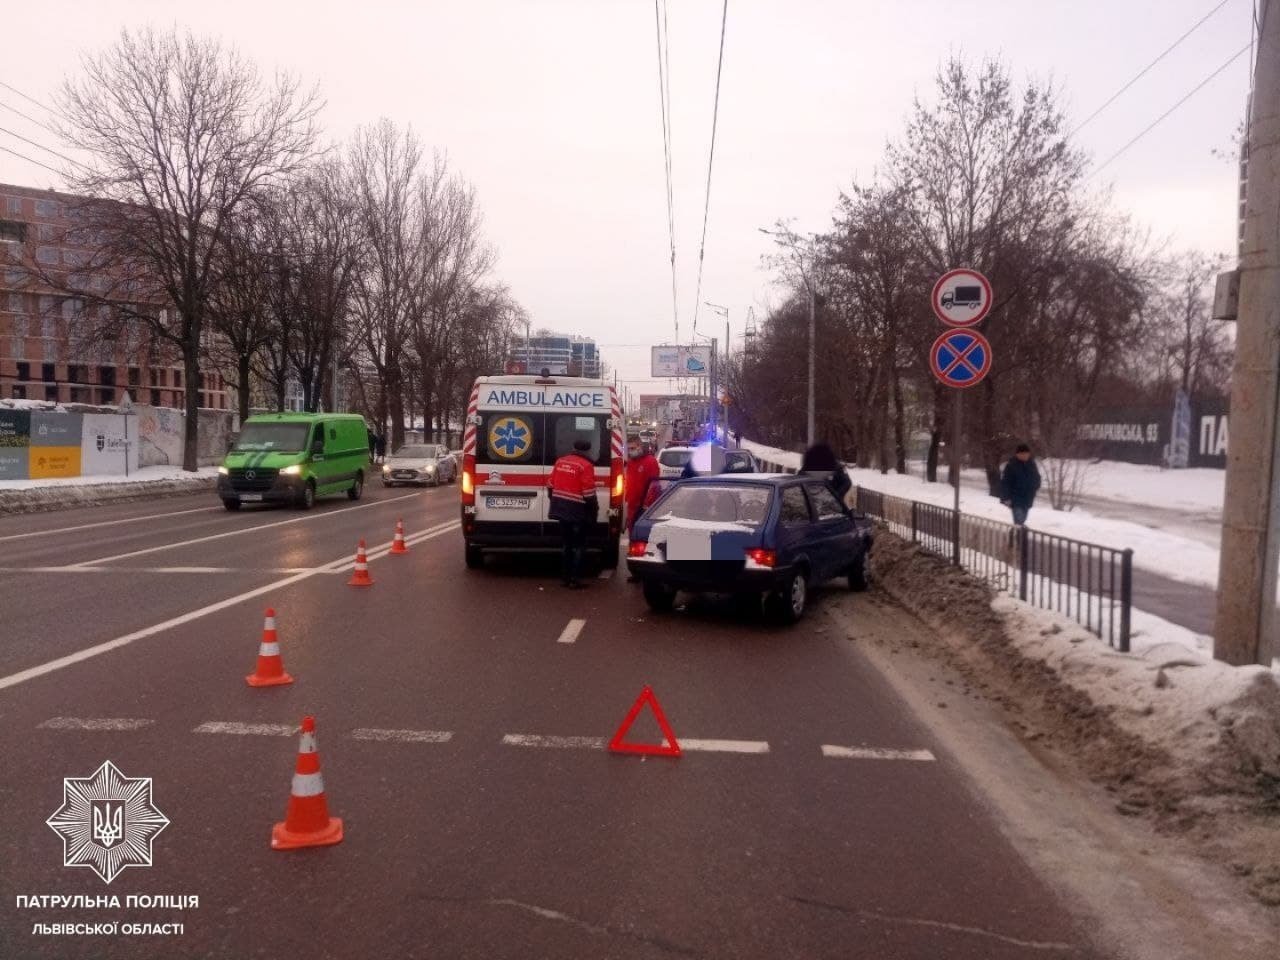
[367,426,377,461]
[800,442,853,509]
[547,438,599,588]
[624,442,661,535]
[375,432,387,464]
[1000,443,1041,525]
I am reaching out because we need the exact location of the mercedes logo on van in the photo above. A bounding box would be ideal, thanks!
[245,470,256,480]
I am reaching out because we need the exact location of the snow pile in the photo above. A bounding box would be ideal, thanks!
[740,437,1226,590]
[0,398,65,412]
[0,465,218,491]
[995,596,1280,790]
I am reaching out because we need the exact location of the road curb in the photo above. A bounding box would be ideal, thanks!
[0,477,217,515]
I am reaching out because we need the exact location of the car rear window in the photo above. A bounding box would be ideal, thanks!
[649,484,771,525]
[659,449,692,468]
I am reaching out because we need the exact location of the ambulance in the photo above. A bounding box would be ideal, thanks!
[459,373,625,570]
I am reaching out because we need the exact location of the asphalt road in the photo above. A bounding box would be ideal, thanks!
[0,481,1107,959]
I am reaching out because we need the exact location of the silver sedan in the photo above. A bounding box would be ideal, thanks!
[381,444,457,487]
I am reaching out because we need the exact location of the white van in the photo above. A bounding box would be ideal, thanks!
[459,374,625,569]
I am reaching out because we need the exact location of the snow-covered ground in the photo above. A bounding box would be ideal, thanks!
[741,440,1224,591]
[0,465,218,491]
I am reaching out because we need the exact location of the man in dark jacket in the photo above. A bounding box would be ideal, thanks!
[547,438,599,588]
[1000,443,1041,525]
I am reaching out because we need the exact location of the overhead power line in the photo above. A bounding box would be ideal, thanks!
[654,0,680,345]
[1090,41,1251,178]
[0,97,63,141]
[1070,0,1234,136]
[0,142,62,176]
[0,124,84,171]
[691,0,729,337]
[0,78,59,118]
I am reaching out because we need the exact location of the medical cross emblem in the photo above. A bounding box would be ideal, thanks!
[489,417,531,459]
[47,761,169,884]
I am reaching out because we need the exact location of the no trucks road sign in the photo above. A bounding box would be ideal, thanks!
[930,328,992,389]
[931,268,993,327]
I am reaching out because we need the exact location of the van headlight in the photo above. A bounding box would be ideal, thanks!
[280,465,302,476]
[382,465,391,473]
[217,466,229,476]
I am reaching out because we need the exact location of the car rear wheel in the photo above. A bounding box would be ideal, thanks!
[348,472,364,501]
[464,542,484,569]
[222,498,241,512]
[766,571,807,624]
[298,480,316,510]
[642,581,677,612]
[849,553,869,592]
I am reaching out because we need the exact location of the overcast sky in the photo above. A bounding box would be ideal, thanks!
[0,0,1256,397]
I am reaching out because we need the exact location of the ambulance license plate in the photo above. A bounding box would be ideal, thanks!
[486,496,531,510]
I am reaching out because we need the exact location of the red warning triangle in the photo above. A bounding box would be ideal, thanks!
[608,685,682,757]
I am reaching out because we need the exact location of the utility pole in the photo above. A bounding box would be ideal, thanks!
[1215,0,1279,667]
[806,281,815,448]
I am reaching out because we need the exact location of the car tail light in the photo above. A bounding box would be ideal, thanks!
[627,540,648,558]
[461,454,476,504]
[744,548,776,568]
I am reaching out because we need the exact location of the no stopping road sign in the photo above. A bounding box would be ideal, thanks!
[930,328,992,388]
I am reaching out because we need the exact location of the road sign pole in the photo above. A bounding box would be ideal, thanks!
[952,390,962,566]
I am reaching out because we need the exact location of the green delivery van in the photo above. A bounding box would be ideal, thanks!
[217,413,371,511]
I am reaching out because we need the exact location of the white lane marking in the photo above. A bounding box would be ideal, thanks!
[0,566,360,575]
[0,505,220,544]
[502,734,607,750]
[349,728,454,743]
[193,721,296,736]
[680,738,770,754]
[556,618,587,644]
[319,520,459,571]
[77,491,423,566]
[821,745,937,762]
[0,522,460,693]
[39,717,154,731]
[597,568,614,580]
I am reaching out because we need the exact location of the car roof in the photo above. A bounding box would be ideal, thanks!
[674,473,797,485]
[243,413,365,424]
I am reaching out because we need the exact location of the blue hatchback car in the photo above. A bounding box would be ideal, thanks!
[626,474,873,624]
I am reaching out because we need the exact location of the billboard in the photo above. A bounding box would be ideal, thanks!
[81,413,139,476]
[651,345,712,378]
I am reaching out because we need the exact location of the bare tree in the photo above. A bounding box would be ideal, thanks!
[38,28,320,468]
[348,119,422,449]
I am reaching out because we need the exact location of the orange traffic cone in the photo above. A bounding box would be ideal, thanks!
[347,539,374,587]
[246,608,293,687]
[390,519,409,555]
[271,716,344,850]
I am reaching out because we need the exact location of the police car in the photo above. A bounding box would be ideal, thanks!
[459,373,625,569]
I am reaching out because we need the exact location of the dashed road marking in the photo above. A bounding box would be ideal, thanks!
[0,504,220,544]
[821,745,936,762]
[39,717,155,731]
[680,738,770,754]
[350,728,454,743]
[78,492,423,566]
[502,734,607,750]
[503,734,772,755]
[0,521,460,694]
[556,618,587,644]
[194,721,296,736]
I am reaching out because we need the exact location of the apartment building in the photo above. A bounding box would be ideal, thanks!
[0,183,229,409]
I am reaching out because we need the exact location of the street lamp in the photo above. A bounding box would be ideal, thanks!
[691,328,718,442]
[758,226,817,448]
[704,301,730,442]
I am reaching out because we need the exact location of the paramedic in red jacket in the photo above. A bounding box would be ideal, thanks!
[624,442,661,535]
[547,438,599,588]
